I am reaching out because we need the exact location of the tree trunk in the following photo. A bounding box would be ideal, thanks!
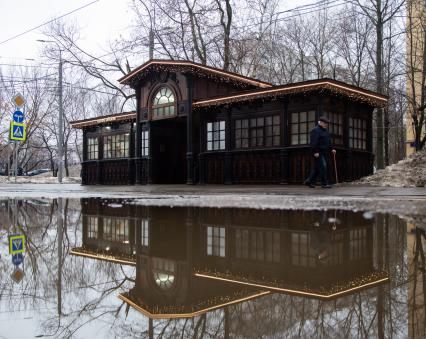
[375,0,385,169]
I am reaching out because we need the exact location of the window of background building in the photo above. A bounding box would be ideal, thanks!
[290,111,316,145]
[207,226,225,257]
[103,133,129,158]
[349,117,367,150]
[207,121,225,151]
[87,137,98,160]
[235,115,280,148]
[142,130,149,156]
[152,87,175,119]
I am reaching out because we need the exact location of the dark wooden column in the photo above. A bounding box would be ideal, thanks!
[146,121,153,184]
[135,87,143,184]
[280,98,289,184]
[367,107,374,153]
[224,107,233,184]
[82,130,88,162]
[82,130,88,184]
[343,101,352,182]
[198,113,205,184]
[366,107,375,176]
[185,74,195,184]
[96,133,103,185]
[128,122,135,184]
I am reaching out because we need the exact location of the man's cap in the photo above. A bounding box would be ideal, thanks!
[318,116,329,123]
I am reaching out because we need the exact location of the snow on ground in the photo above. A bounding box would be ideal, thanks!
[356,148,426,187]
[0,165,81,183]
[0,175,81,184]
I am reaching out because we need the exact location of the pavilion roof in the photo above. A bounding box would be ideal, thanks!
[118,289,269,319]
[194,269,389,300]
[70,111,136,129]
[118,59,272,89]
[193,78,388,109]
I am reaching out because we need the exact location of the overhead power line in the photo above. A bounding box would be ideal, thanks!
[0,0,101,46]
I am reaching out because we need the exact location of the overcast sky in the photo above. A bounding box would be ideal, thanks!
[0,0,131,65]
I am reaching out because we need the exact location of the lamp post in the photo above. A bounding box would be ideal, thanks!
[37,39,64,183]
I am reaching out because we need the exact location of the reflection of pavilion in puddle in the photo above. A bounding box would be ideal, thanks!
[71,200,390,319]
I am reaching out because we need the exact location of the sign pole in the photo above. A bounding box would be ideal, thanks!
[14,142,17,183]
[7,145,11,181]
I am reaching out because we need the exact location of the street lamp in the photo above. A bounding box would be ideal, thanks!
[37,39,64,183]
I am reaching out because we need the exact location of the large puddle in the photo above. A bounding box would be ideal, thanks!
[0,198,425,338]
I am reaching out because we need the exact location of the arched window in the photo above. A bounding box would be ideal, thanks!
[152,87,175,119]
[152,258,176,290]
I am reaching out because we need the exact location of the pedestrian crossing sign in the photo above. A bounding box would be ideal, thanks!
[9,234,26,255]
[9,121,26,141]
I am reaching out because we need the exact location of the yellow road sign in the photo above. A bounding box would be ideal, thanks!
[9,121,26,141]
[9,234,26,254]
[11,93,25,107]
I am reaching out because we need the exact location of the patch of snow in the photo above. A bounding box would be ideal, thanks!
[356,149,426,187]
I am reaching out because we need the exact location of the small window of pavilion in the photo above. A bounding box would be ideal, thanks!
[151,87,176,119]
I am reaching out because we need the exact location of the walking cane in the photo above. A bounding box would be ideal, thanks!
[333,152,338,184]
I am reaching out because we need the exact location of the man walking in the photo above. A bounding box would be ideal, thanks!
[304,116,336,188]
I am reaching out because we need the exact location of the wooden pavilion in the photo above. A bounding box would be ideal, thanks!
[71,60,387,185]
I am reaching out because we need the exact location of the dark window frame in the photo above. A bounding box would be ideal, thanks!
[234,115,280,149]
[290,111,316,145]
[349,117,367,150]
[87,137,99,160]
[323,111,344,145]
[103,133,130,159]
[151,87,176,120]
[141,130,149,157]
[206,121,226,151]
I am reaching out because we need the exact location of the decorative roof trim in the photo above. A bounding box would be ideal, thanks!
[118,59,272,88]
[71,112,136,129]
[195,273,389,300]
[193,80,388,109]
[70,248,136,266]
[118,290,270,319]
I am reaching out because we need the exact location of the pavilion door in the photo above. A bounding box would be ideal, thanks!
[151,119,187,184]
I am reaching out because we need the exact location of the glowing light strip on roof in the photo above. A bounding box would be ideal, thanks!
[193,81,387,107]
[70,249,136,266]
[71,113,136,129]
[118,290,270,319]
[195,273,389,300]
[119,60,272,88]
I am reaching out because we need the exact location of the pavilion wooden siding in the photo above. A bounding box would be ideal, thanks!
[197,149,373,184]
[83,159,131,185]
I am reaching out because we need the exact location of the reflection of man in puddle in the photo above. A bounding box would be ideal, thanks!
[311,212,332,265]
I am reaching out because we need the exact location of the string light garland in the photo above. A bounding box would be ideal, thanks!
[119,289,269,318]
[70,247,137,265]
[194,80,388,110]
[71,112,136,129]
[194,269,389,300]
[119,60,272,89]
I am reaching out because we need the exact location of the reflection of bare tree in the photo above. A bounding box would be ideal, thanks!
[0,200,421,338]
[409,227,426,338]
[0,199,139,338]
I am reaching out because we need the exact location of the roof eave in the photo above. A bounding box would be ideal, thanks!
[193,81,387,109]
[118,60,272,88]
